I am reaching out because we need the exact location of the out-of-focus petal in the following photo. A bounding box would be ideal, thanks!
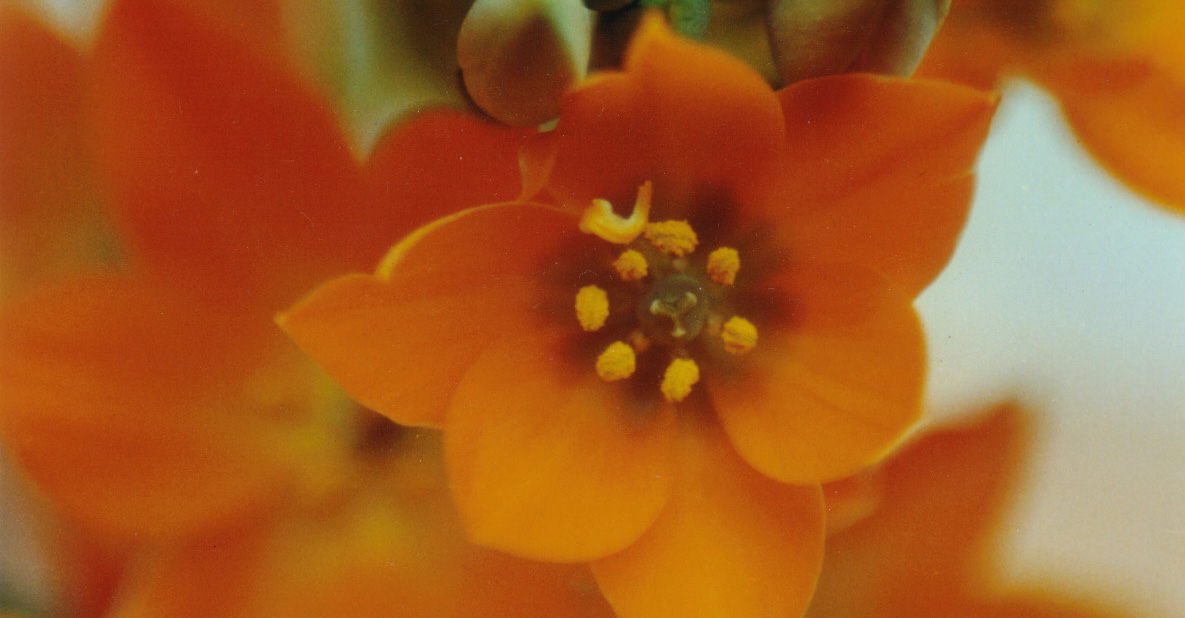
[803,406,1118,618]
[109,437,617,618]
[279,203,600,427]
[0,277,284,536]
[822,469,884,535]
[772,74,997,296]
[535,12,784,212]
[592,415,824,618]
[155,0,286,65]
[93,0,363,297]
[445,328,676,562]
[710,263,924,485]
[0,6,104,292]
[1041,57,1185,213]
[363,109,534,233]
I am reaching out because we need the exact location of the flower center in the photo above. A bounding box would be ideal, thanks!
[571,182,758,403]
[641,274,708,344]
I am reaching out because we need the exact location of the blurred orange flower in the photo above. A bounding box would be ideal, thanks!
[0,0,607,614]
[281,12,997,618]
[0,5,107,296]
[807,404,1135,618]
[920,0,1185,213]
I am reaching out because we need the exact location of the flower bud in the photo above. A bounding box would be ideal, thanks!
[767,0,951,84]
[458,0,594,126]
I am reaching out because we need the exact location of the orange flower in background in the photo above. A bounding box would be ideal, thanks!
[0,5,108,297]
[281,13,997,618]
[920,0,1185,213]
[0,0,529,538]
[0,0,609,614]
[806,404,1136,618]
[106,427,612,618]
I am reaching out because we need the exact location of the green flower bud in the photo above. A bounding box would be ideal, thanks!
[767,0,951,84]
[458,0,594,125]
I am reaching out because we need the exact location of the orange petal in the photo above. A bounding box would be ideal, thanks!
[0,6,102,289]
[153,0,287,65]
[0,276,284,537]
[279,203,600,427]
[1042,55,1185,214]
[709,263,924,485]
[363,109,536,234]
[92,0,364,295]
[782,174,978,299]
[540,12,784,212]
[773,75,998,297]
[593,415,824,618]
[111,438,617,618]
[445,328,676,562]
[821,469,884,535]
[808,406,1031,616]
[915,2,1018,91]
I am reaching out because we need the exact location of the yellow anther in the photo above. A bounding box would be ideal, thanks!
[721,316,758,355]
[579,181,653,244]
[660,358,700,403]
[643,220,698,256]
[596,341,636,381]
[706,247,740,285]
[575,285,609,331]
[613,249,649,281]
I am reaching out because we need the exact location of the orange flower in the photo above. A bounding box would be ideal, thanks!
[0,5,107,295]
[103,428,613,618]
[0,1,607,615]
[2,0,528,538]
[281,13,997,617]
[920,0,1185,213]
[807,404,1137,618]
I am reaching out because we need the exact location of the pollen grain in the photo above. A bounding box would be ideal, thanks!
[643,220,698,256]
[613,249,649,281]
[575,285,610,332]
[706,247,740,285]
[596,341,636,381]
[721,316,758,355]
[661,358,700,403]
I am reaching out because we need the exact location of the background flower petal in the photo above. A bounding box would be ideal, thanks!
[92,0,362,296]
[363,109,535,231]
[1042,57,1185,215]
[0,277,284,537]
[0,6,106,292]
[107,435,615,618]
